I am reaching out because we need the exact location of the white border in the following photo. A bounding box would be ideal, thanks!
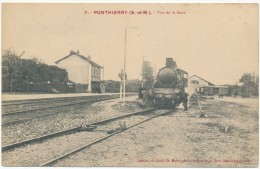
[0,1,259,169]
[1,0,260,3]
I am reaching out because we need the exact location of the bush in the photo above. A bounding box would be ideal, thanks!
[2,49,69,92]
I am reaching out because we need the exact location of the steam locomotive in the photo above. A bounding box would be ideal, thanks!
[152,58,188,108]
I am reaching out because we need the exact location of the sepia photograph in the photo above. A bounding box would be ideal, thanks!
[1,3,259,167]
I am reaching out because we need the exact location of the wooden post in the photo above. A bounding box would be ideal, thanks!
[27,82,29,93]
[41,82,44,93]
[10,80,13,93]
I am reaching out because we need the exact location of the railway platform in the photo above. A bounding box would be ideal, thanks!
[2,93,136,101]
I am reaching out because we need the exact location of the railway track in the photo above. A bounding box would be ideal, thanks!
[2,108,154,151]
[2,97,81,111]
[2,97,82,106]
[40,108,173,167]
[2,94,135,125]
[2,108,174,167]
[2,95,119,116]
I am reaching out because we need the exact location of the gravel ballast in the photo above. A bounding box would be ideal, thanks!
[2,96,140,145]
[2,95,149,166]
[53,98,258,167]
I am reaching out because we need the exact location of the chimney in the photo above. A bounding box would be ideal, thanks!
[87,55,91,60]
[70,50,76,55]
[77,50,79,54]
[166,58,177,68]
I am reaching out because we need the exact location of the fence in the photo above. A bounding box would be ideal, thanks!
[2,81,87,93]
[2,81,141,93]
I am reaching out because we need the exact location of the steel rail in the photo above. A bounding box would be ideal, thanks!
[2,94,137,125]
[2,96,119,117]
[2,97,80,106]
[39,109,174,167]
[2,94,125,106]
[2,99,97,126]
[2,108,154,151]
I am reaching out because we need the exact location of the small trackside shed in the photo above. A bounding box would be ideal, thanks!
[188,75,215,88]
[188,75,228,97]
[197,85,228,96]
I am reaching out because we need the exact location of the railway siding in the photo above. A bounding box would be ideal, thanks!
[2,94,136,145]
[2,94,129,113]
[2,96,157,166]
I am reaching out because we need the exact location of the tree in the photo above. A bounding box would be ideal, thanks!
[48,66,68,83]
[142,61,154,89]
[2,49,69,92]
[106,80,120,93]
[240,73,252,85]
[2,50,24,92]
[239,73,258,97]
[126,79,142,92]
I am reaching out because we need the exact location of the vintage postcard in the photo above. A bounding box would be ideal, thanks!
[1,3,259,167]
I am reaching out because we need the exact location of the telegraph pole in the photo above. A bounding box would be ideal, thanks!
[154,64,157,77]
[119,69,123,101]
[142,56,145,88]
[122,26,137,105]
[123,27,127,105]
[102,65,104,80]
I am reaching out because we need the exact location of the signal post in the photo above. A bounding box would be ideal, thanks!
[118,69,127,102]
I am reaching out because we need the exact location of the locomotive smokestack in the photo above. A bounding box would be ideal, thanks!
[166,58,177,68]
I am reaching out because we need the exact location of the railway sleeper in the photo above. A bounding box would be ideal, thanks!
[80,120,127,133]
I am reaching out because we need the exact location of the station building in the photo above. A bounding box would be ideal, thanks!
[188,75,228,96]
[188,75,215,88]
[55,50,106,93]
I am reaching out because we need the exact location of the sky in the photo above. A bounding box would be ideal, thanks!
[2,3,259,85]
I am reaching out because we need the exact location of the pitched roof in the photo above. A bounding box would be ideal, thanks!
[202,85,228,88]
[177,68,188,75]
[55,51,103,68]
[188,75,215,86]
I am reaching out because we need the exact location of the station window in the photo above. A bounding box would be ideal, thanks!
[92,66,94,76]
[191,80,199,85]
[91,66,101,78]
